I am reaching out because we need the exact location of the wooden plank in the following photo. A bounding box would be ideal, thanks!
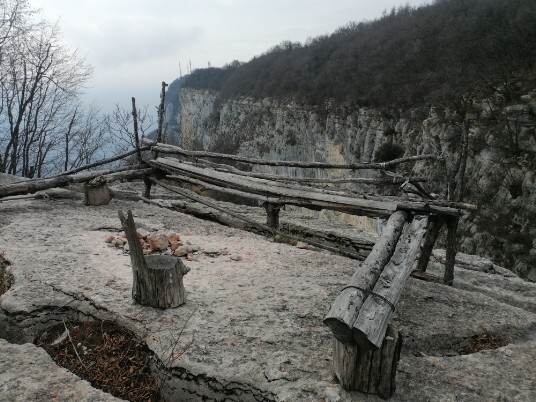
[190,158,428,185]
[323,211,408,344]
[352,215,429,349]
[152,158,398,217]
[143,182,369,261]
[145,140,439,170]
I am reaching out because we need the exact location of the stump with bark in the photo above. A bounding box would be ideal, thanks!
[333,325,402,399]
[85,176,113,206]
[118,210,190,308]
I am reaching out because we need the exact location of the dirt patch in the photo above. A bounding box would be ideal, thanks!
[35,319,160,401]
[458,331,512,355]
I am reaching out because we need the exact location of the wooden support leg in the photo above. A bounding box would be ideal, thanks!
[416,215,444,272]
[333,325,402,399]
[144,178,152,199]
[265,202,281,230]
[444,216,459,286]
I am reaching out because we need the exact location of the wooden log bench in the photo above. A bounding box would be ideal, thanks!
[324,212,432,399]
[118,210,190,308]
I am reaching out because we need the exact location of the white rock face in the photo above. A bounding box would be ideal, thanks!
[177,88,536,279]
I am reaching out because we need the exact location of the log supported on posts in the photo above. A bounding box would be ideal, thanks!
[118,209,190,308]
[352,215,429,349]
[144,140,439,170]
[323,211,408,344]
[333,325,402,399]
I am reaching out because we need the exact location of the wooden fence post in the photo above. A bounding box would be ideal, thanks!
[416,214,444,272]
[265,202,281,230]
[333,325,402,399]
[444,215,459,285]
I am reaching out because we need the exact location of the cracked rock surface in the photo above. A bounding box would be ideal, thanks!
[0,338,123,401]
[0,183,535,401]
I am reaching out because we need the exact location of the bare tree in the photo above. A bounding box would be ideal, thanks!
[105,103,155,156]
[60,103,108,172]
[0,0,92,177]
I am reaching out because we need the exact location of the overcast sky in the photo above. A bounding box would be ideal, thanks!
[30,0,430,114]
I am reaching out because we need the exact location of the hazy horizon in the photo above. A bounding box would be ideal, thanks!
[30,0,431,115]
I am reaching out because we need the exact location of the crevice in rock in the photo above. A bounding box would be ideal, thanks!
[0,252,12,296]
[1,300,277,402]
[35,318,161,401]
[402,330,513,358]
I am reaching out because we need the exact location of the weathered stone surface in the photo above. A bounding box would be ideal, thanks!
[0,184,535,401]
[0,339,123,401]
[396,340,536,401]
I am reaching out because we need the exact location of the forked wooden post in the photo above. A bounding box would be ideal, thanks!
[118,209,190,308]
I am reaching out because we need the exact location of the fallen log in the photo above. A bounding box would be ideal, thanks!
[144,140,438,170]
[0,176,73,198]
[352,215,429,349]
[323,211,408,344]
[71,166,153,183]
[61,147,151,176]
[0,166,153,199]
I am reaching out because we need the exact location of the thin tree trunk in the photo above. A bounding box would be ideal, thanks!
[131,98,142,163]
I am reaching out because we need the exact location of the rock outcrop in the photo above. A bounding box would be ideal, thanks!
[176,88,536,280]
[0,182,535,401]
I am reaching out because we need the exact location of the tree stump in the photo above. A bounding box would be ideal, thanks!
[333,325,402,399]
[118,210,190,308]
[85,176,113,205]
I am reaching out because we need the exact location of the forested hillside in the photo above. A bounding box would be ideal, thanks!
[182,0,536,108]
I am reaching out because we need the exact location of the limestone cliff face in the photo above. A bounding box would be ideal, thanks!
[177,88,536,280]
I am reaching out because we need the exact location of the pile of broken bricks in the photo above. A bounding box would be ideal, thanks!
[104,229,242,262]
